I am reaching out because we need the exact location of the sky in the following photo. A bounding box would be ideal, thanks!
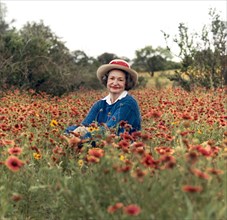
[1,0,227,60]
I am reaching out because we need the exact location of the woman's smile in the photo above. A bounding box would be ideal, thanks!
[107,69,126,103]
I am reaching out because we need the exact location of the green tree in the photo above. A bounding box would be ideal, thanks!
[132,46,178,77]
[0,20,87,95]
[0,1,9,34]
[163,8,227,90]
[18,21,73,94]
[72,50,90,66]
[97,52,118,65]
[0,1,19,89]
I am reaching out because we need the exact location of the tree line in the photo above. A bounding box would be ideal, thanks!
[1,2,226,96]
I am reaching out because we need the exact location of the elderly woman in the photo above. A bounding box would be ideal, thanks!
[65,59,141,138]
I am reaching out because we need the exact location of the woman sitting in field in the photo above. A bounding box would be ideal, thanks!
[64,59,141,142]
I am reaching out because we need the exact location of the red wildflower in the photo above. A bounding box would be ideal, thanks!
[151,110,162,118]
[159,155,176,169]
[210,146,220,157]
[119,120,128,127]
[30,146,40,153]
[119,121,132,131]
[120,132,134,141]
[51,155,59,163]
[195,145,212,157]
[0,132,7,138]
[207,139,215,146]
[132,168,147,181]
[131,131,142,139]
[5,156,24,172]
[88,148,104,158]
[8,147,22,155]
[123,204,141,216]
[118,140,130,152]
[124,123,133,131]
[180,131,190,137]
[182,138,190,148]
[155,146,174,155]
[182,112,192,120]
[159,155,174,162]
[206,168,224,175]
[132,141,145,148]
[13,123,23,132]
[191,168,210,180]
[141,153,159,168]
[132,142,145,154]
[117,165,132,173]
[182,185,203,193]
[70,107,79,116]
[52,146,65,156]
[185,151,198,164]
[11,193,23,202]
[107,202,124,214]
[144,109,162,118]
[1,139,15,146]
[165,160,176,169]
[86,155,100,163]
[141,133,152,141]
[49,138,55,144]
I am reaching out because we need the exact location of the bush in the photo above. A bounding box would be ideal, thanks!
[163,8,227,90]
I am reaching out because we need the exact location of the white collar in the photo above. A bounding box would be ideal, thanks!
[102,91,128,105]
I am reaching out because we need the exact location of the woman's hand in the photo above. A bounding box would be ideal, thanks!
[73,126,88,136]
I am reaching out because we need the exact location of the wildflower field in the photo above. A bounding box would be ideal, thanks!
[0,88,226,220]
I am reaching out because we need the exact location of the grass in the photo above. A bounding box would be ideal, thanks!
[0,87,226,219]
[138,70,176,89]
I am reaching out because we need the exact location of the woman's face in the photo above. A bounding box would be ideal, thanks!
[107,69,126,96]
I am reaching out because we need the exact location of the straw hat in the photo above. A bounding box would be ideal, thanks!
[97,59,138,87]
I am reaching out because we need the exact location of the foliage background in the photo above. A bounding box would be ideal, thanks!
[1,3,226,96]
